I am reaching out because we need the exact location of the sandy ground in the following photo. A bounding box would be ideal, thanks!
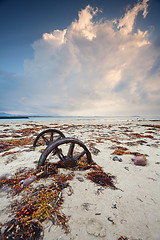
[0,120,160,240]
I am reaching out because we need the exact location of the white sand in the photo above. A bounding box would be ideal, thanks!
[0,120,160,240]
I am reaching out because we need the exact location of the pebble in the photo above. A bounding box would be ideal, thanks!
[113,156,122,162]
[132,156,147,166]
[21,176,37,187]
[76,176,84,182]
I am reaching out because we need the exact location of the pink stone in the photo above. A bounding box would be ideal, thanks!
[132,156,147,166]
[22,176,37,187]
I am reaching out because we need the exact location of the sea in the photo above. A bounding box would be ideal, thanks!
[0,115,160,122]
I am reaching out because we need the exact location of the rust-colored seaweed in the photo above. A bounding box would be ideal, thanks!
[1,156,117,239]
[2,172,72,239]
[86,169,117,189]
[2,219,43,240]
[111,146,145,156]
[129,133,154,139]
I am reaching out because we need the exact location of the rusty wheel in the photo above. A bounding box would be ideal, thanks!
[37,137,92,169]
[33,129,65,147]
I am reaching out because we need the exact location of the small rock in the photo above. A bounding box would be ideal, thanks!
[113,156,122,162]
[21,176,37,187]
[13,135,21,138]
[113,156,119,161]
[132,156,147,166]
[95,213,101,215]
[76,176,84,182]
[89,146,100,156]
[112,204,117,209]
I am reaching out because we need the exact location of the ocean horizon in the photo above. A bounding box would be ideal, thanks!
[0,115,160,122]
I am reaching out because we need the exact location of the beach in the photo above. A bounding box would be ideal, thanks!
[0,119,160,240]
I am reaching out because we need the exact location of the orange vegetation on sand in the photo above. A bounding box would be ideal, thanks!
[111,146,145,156]
[129,133,153,139]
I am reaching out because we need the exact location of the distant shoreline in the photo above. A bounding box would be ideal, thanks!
[0,116,29,119]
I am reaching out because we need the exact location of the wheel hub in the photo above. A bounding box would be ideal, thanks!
[63,158,77,168]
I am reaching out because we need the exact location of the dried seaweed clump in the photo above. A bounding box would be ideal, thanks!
[111,146,143,156]
[0,169,37,194]
[86,170,117,189]
[1,154,117,239]
[2,219,43,240]
[0,163,59,194]
[2,173,73,239]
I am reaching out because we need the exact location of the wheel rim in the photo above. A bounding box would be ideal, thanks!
[38,137,92,169]
[33,129,65,147]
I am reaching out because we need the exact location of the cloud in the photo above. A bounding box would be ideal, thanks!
[117,0,149,34]
[1,0,160,116]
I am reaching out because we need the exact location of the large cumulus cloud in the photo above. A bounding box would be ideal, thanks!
[1,0,160,116]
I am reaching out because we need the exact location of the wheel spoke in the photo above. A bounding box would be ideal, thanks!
[74,150,86,161]
[55,147,65,161]
[50,132,53,142]
[42,135,49,145]
[67,143,75,158]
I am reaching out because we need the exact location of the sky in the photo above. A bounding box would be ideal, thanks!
[0,0,160,116]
